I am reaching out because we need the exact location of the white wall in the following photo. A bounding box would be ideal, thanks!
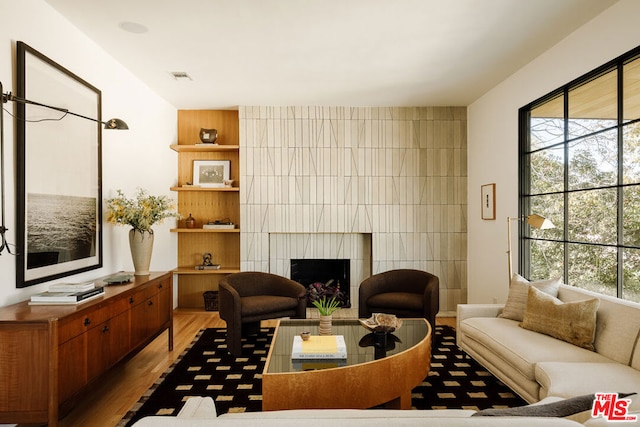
[0,0,178,306]
[467,0,640,303]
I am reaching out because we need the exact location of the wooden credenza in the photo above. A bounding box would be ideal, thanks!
[0,271,173,427]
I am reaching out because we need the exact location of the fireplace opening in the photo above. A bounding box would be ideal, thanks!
[290,259,351,308]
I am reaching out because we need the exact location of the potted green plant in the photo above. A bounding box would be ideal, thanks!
[312,297,340,335]
[312,296,341,316]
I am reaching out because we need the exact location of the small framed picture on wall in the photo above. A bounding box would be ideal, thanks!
[481,183,496,220]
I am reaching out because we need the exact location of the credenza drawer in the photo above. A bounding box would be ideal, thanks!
[58,304,112,343]
[127,284,160,307]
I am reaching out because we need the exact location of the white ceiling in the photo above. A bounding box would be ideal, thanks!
[44,0,617,110]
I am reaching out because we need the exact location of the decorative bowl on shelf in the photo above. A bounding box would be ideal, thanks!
[199,128,218,144]
[359,313,403,333]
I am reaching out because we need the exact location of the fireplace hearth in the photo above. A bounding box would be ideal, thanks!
[290,259,351,308]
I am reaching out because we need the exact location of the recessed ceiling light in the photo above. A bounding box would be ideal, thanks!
[119,21,149,34]
[170,72,193,81]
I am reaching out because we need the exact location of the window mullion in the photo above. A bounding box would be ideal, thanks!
[617,62,624,298]
[563,88,569,285]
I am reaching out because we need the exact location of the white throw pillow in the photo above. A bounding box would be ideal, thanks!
[499,273,561,322]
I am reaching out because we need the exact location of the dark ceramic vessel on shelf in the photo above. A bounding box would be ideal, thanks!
[199,128,218,143]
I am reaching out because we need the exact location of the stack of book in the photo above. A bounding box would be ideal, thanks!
[203,222,235,230]
[49,281,96,292]
[29,282,104,305]
[195,264,221,270]
[291,335,347,359]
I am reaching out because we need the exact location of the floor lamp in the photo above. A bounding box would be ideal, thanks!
[507,214,555,283]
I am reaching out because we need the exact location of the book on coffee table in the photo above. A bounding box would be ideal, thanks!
[291,335,347,359]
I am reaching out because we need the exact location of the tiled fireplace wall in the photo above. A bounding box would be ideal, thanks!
[239,106,467,314]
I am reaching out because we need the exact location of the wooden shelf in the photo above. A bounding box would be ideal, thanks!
[174,110,240,308]
[171,228,240,233]
[170,144,239,152]
[170,186,239,192]
[173,267,241,275]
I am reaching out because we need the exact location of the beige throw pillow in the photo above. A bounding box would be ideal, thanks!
[499,274,561,322]
[521,286,599,351]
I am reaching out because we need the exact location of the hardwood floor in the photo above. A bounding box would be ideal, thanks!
[43,310,455,427]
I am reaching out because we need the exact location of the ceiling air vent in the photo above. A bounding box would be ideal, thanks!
[170,72,192,81]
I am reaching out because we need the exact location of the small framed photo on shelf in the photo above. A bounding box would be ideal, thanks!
[481,183,496,220]
[193,160,230,188]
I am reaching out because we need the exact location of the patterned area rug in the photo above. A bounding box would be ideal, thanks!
[119,325,526,425]
[413,325,526,410]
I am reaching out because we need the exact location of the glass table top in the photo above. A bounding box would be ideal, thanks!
[265,318,429,374]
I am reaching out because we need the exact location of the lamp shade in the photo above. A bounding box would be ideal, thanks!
[507,213,555,282]
[526,214,555,230]
[104,118,129,130]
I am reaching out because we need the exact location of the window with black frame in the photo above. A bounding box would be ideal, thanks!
[519,46,640,302]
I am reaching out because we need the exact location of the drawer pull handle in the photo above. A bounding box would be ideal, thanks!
[102,325,109,333]
[84,318,91,326]
[129,297,134,304]
[147,300,153,306]
[158,283,163,289]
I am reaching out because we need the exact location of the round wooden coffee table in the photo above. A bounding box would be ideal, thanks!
[262,318,431,410]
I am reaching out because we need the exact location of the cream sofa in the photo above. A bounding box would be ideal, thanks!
[130,396,585,426]
[457,281,640,405]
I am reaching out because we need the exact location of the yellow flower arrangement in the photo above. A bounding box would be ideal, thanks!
[106,188,180,233]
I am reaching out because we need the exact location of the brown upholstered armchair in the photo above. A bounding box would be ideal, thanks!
[358,269,439,328]
[219,272,307,356]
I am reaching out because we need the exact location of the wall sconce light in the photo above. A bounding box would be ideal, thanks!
[0,80,128,255]
[2,91,129,129]
[506,214,555,282]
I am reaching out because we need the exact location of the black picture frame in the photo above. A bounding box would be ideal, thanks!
[15,41,103,288]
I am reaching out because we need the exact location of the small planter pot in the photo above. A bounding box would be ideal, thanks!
[319,315,333,336]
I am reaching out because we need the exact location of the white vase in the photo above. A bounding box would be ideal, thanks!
[129,229,154,276]
[319,315,333,336]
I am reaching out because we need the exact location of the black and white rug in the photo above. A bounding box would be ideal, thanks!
[413,325,526,410]
[119,325,526,426]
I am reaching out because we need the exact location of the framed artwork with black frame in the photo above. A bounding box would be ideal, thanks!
[15,41,103,288]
